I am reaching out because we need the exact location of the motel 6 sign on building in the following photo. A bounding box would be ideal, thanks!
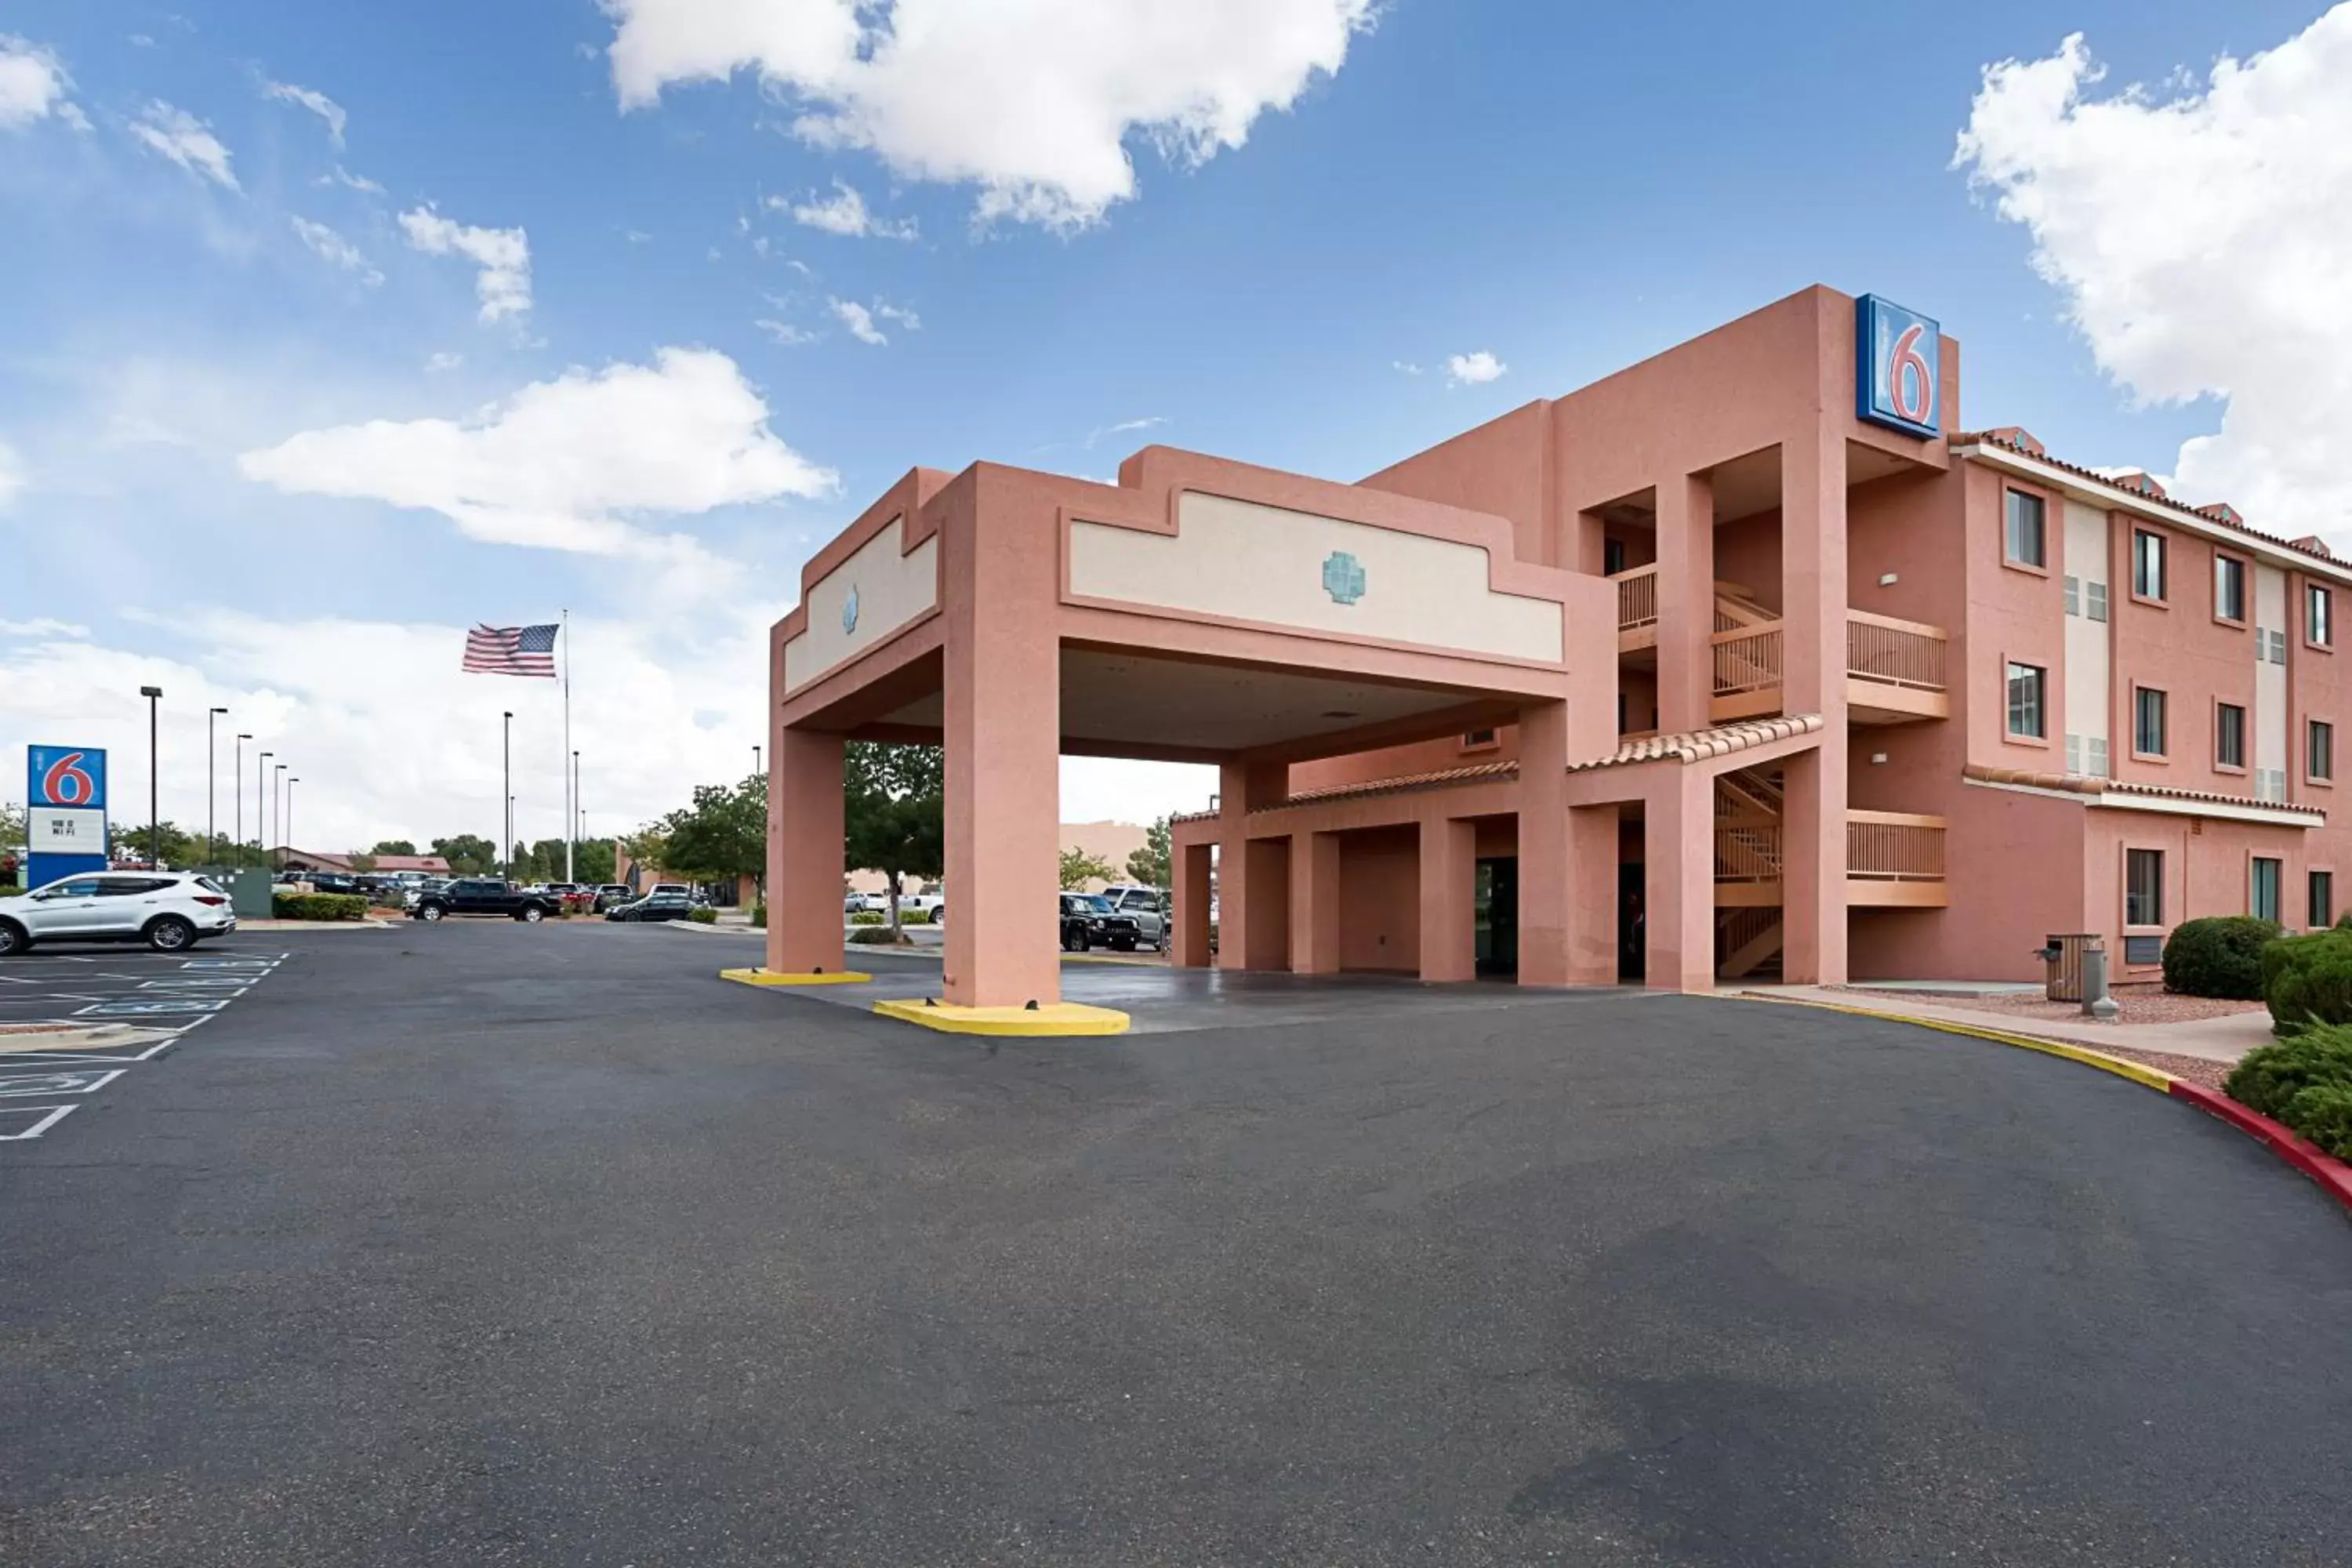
[25,745,111,886]
[1856,295,1942,439]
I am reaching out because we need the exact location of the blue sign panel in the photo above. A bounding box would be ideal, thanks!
[1856,295,1942,438]
[25,745,109,889]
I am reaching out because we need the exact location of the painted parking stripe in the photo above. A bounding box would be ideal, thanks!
[0,1069,127,1098]
[138,978,252,991]
[0,1105,77,1140]
[75,998,230,1017]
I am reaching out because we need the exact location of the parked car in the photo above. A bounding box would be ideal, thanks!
[306,872,363,897]
[0,870,237,955]
[406,878,561,923]
[605,890,704,924]
[1098,885,1169,951]
[1059,891,1142,953]
[593,884,634,912]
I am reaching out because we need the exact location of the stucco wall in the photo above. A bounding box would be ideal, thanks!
[781,514,939,691]
[1338,826,1419,973]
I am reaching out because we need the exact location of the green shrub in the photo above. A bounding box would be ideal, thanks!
[2262,928,2352,1033]
[2161,916,2279,999]
[848,909,885,926]
[688,906,717,924]
[849,926,909,946]
[750,904,767,928]
[0,886,24,898]
[271,892,368,922]
[2226,1025,2352,1158]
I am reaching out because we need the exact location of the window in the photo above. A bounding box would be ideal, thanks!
[2133,529,2168,600]
[2135,688,2168,757]
[2259,768,2288,803]
[2312,870,2334,930]
[2269,627,2289,664]
[2086,735,2111,778]
[2310,583,2334,648]
[2124,934,2165,966]
[1462,728,1498,750]
[2215,554,2247,622]
[2216,702,2246,769]
[2252,857,2282,924]
[2063,575,2080,616]
[2312,720,2335,782]
[2085,581,2110,622]
[2005,662,2046,739]
[1603,537,1627,575]
[2004,489,2046,567]
[2125,849,2164,927]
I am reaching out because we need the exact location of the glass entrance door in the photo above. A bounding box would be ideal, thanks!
[1474,857,1518,978]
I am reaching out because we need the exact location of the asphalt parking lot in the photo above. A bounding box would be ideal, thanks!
[4,920,2350,1566]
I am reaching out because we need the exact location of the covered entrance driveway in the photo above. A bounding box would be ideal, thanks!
[762,447,1615,1015]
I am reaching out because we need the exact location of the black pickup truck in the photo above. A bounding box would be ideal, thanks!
[1059,891,1143,953]
[408,878,560,924]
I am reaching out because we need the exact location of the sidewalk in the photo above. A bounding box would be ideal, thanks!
[1748,985,2274,1066]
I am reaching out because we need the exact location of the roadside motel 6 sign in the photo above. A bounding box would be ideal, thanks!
[1855,295,1941,439]
[24,745,110,879]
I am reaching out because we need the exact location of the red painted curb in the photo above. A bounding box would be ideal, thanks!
[2167,1081,2352,1218]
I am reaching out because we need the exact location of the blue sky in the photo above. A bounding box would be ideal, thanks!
[4,0,2347,851]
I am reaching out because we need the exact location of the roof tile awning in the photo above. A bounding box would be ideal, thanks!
[1963,763,2326,820]
[1566,713,1824,773]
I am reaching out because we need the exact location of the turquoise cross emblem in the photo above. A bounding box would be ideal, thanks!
[1322,550,1366,605]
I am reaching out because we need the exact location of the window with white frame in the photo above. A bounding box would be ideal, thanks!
[2310,583,2334,648]
[2004,490,2046,568]
[2216,554,2247,622]
[2006,662,2046,739]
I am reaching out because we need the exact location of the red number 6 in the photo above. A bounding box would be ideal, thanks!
[41,753,95,806]
[1889,325,1934,425]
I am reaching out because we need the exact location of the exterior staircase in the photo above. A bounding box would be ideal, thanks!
[1715,764,1784,979]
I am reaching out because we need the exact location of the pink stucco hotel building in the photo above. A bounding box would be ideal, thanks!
[764,285,2352,1007]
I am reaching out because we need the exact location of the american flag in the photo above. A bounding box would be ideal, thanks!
[463,622,559,677]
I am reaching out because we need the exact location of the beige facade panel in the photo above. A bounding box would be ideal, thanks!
[782,516,939,691]
[1069,492,1565,664]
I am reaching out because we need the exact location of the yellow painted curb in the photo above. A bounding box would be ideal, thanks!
[720,967,873,987]
[1742,993,2177,1092]
[872,998,1131,1036]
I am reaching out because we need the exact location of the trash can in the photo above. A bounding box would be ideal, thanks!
[2040,933,2101,1003]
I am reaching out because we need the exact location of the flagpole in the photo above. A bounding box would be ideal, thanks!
[562,608,574,884]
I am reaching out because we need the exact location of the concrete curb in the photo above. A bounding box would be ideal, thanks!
[873,997,1131,1036]
[1744,993,2352,1221]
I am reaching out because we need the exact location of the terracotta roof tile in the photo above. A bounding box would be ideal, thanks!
[1565,713,1825,772]
[1253,759,1522,813]
[1963,763,2325,819]
[1958,430,2337,564]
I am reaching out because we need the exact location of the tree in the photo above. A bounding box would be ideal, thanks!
[111,818,195,869]
[432,834,498,876]
[0,801,24,851]
[348,852,378,873]
[618,826,669,886]
[661,773,768,892]
[371,839,417,856]
[1059,846,1115,891]
[1124,817,1171,890]
[844,742,943,930]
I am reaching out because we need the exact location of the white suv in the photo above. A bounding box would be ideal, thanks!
[0,870,238,956]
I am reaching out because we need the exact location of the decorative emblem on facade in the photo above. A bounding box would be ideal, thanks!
[842,585,861,634]
[1322,550,1367,606]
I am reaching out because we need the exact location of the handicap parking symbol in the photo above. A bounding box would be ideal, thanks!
[0,1069,125,1098]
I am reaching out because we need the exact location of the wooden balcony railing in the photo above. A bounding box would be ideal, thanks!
[1715,818,1783,884]
[1846,811,1947,881]
[1711,623,1782,698]
[1846,611,1949,692]
[1613,564,1658,633]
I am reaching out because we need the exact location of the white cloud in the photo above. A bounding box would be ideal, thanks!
[1955,8,2352,545]
[398,205,532,322]
[1392,360,1422,376]
[775,179,917,239]
[1086,415,1164,448]
[128,100,240,190]
[1446,350,1505,387]
[291,216,383,285]
[755,318,817,347]
[424,350,464,372]
[235,347,839,561]
[829,297,886,345]
[324,165,385,194]
[626,227,653,242]
[0,437,24,506]
[264,78,347,146]
[0,617,87,637]
[874,300,919,329]
[606,0,1375,228]
[0,34,78,129]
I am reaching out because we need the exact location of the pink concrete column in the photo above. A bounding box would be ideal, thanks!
[1215,758,1286,972]
[1654,472,1716,735]
[1243,838,1292,971]
[1173,840,1213,967]
[1290,830,1341,975]
[1516,701,1573,985]
[1418,815,1477,982]
[1566,804,1619,985]
[768,724,846,977]
[1779,427,1849,985]
[1644,767,1715,991]
[942,480,1062,1009]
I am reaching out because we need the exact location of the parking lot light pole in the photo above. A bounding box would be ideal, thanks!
[503,712,514,880]
[286,779,299,861]
[234,735,251,866]
[273,764,286,869]
[207,706,227,865]
[139,685,163,869]
[257,750,273,864]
